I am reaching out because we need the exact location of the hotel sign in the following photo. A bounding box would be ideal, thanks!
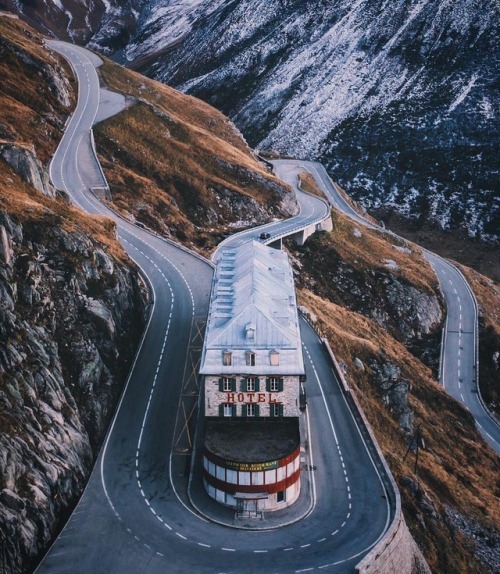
[225,392,279,404]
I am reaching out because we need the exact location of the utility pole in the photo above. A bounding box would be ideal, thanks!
[403,423,423,474]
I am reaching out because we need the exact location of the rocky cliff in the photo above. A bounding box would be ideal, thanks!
[292,214,443,347]
[0,142,57,199]
[0,187,145,574]
[0,16,146,573]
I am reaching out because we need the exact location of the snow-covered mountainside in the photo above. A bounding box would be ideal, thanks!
[0,0,142,53]
[2,0,498,240]
[119,0,498,241]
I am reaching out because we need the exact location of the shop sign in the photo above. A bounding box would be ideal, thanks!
[225,459,279,472]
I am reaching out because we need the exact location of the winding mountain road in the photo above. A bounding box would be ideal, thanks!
[36,41,394,574]
[280,160,500,454]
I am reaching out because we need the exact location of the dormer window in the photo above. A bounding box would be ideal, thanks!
[245,323,256,341]
[246,351,256,366]
[223,351,232,366]
[270,350,280,366]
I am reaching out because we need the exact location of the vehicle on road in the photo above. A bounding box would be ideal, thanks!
[260,231,271,240]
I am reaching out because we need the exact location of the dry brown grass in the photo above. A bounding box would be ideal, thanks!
[0,16,75,163]
[460,266,500,335]
[99,62,253,158]
[93,59,294,253]
[336,212,438,294]
[0,158,128,263]
[298,172,325,198]
[298,209,439,296]
[332,180,379,225]
[299,288,500,573]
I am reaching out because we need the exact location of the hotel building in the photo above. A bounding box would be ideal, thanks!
[199,241,305,512]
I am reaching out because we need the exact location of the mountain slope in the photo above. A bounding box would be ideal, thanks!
[93,56,297,252]
[288,206,499,573]
[3,1,498,241]
[1,10,499,574]
[0,0,142,52]
[119,0,499,242]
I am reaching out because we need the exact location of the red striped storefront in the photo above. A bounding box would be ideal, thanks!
[203,445,301,511]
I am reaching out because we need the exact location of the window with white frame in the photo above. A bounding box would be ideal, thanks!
[223,403,233,417]
[222,377,232,392]
[247,377,256,391]
[246,351,255,366]
[247,403,256,417]
[270,377,279,392]
[271,403,281,417]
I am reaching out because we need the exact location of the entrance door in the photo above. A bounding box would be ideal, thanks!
[244,499,258,516]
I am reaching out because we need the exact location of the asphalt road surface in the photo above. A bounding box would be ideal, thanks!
[36,42,393,574]
[285,160,500,454]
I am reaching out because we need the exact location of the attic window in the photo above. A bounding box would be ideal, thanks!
[245,323,256,341]
[223,351,232,366]
[246,351,256,367]
[270,351,280,366]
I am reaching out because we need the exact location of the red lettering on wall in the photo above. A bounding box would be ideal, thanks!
[247,393,255,402]
[226,393,235,403]
[269,393,278,403]
[258,393,266,403]
[237,393,244,402]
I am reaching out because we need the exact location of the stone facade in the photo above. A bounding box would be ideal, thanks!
[204,374,300,418]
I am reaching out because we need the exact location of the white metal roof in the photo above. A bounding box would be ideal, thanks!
[200,241,304,375]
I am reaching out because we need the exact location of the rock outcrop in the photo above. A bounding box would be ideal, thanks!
[371,360,414,434]
[0,210,145,574]
[0,143,56,198]
[292,232,443,346]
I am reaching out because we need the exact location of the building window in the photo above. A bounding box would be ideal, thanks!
[219,377,236,392]
[270,403,283,417]
[277,490,286,503]
[247,404,256,417]
[246,323,256,340]
[241,377,259,391]
[223,351,232,366]
[267,377,283,392]
[270,351,279,366]
[246,351,255,366]
[223,403,233,417]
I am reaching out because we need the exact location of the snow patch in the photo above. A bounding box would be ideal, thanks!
[394,245,412,254]
[448,74,477,113]
[384,259,399,270]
